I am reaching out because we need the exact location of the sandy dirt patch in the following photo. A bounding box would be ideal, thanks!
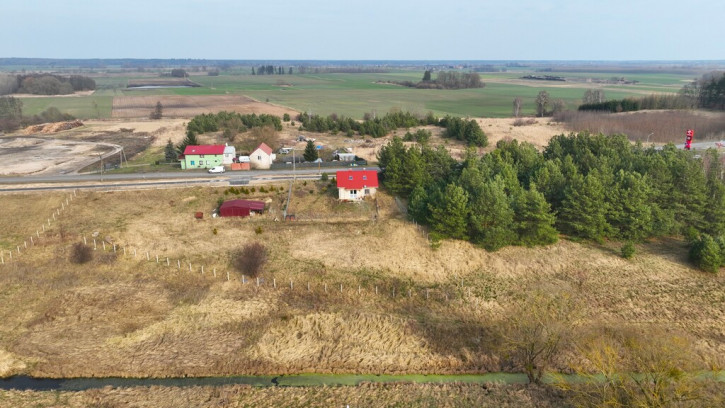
[112,95,298,119]
[0,137,118,175]
[0,118,185,175]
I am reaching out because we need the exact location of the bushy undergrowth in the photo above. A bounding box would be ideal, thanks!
[231,242,268,278]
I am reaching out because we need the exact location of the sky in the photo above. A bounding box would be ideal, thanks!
[2,0,724,60]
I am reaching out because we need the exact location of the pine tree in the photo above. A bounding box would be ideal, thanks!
[164,139,177,162]
[704,154,725,237]
[150,101,163,119]
[176,130,199,155]
[469,176,517,251]
[428,183,469,240]
[303,140,318,162]
[607,170,653,241]
[689,235,722,273]
[558,171,610,242]
[408,184,429,224]
[514,184,558,246]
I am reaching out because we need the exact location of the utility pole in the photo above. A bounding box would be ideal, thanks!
[99,153,103,182]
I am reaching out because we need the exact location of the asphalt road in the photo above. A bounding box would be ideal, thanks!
[0,167,380,192]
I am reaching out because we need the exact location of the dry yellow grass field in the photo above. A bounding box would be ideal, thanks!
[0,382,566,408]
[0,180,723,382]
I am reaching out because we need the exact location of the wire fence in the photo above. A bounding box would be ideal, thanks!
[0,189,470,303]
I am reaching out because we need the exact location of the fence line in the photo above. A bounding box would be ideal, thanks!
[0,189,469,304]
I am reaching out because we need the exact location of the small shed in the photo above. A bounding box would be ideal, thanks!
[219,200,266,217]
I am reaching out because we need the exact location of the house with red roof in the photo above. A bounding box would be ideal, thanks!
[336,169,378,201]
[179,145,225,170]
[250,142,276,169]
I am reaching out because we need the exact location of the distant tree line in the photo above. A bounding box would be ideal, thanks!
[295,66,389,74]
[297,110,487,146]
[392,71,485,90]
[252,66,293,75]
[576,72,725,113]
[0,96,74,132]
[681,71,725,110]
[0,74,95,96]
[377,132,725,262]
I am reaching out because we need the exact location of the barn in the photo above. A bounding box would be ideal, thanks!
[219,200,266,217]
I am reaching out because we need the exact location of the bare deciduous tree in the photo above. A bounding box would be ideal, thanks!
[513,97,522,117]
[535,91,550,117]
[499,291,578,384]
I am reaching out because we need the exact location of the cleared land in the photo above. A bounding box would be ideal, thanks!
[111,94,298,119]
[0,183,723,380]
[0,119,188,175]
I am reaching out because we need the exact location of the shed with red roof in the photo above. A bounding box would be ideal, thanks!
[219,199,266,217]
[336,169,378,201]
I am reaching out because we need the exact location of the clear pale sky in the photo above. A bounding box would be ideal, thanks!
[3,0,723,60]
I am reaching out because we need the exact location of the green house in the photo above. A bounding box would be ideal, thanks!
[180,145,225,169]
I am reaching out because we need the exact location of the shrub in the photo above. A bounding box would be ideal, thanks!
[255,226,263,235]
[231,243,268,278]
[213,228,218,235]
[259,186,267,193]
[250,187,256,193]
[689,235,721,273]
[69,242,92,264]
[621,241,635,259]
[321,172,329,181]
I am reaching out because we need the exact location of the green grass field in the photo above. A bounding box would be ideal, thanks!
[14,69,696,120]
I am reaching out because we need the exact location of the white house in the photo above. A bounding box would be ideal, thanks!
[223,144,236,165]
[336,169,378,201]
[250,143,276,169]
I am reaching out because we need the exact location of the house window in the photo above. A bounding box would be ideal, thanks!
[190,160,195,166]
[258,155,262,160]
[363,175,367,180]
[350,189,358,198]
[364,189,370,195]
[349,176,353,180]
[200,155,205,158]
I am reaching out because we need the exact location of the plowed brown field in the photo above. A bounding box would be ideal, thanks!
[111,95,298,119]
